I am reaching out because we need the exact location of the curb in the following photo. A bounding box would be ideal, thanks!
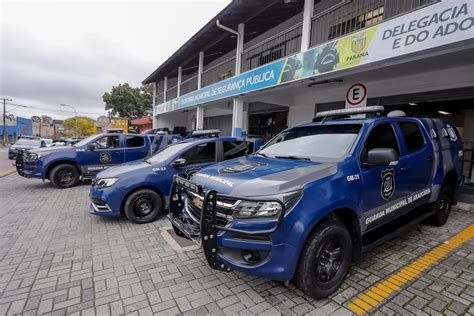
[0,168,16,178]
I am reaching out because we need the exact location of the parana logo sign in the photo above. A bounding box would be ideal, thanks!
[382,3,472,50]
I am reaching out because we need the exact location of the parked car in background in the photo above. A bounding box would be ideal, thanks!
[170,106,463,298]
[89,131,262,224]
[8,138,46,159]
[15,131,178,188]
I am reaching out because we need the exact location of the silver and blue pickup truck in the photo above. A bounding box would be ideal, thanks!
[170,106,464,298]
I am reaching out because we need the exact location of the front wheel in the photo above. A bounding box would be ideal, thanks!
[294,219,352,299]
[50,164,80,188]
[123,189,162,224]
[427,183,453,227]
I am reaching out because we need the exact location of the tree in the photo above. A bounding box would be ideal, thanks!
[63,116,96,137]
[102,83,153,119]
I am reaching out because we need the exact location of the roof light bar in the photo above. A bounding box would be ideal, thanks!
[314,106,385,119]
[191,129,221,138]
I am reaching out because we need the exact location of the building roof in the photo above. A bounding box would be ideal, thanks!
[131,116,153,125]
[142,0,305,84]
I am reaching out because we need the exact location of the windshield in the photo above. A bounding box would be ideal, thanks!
[15,139,41,146]
[146,142,194,164]
[73,135,97,147]
[259,124,362,162]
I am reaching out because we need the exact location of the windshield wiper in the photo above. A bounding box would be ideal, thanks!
[255,152,268,157]
[144,160,151,164]
[274,155,311,161]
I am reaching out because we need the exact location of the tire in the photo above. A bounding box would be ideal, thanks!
[50,164,80,188]
[124,189,162,224]
[427,183,453,227]
[294,219,352,299]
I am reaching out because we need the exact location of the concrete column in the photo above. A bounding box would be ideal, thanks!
[163,76,168,101]
[198,51,204,89]
[196,106,204,131]
[152,82,158,128]
[235,23,244,75]
[232,97,244,137]
[242,103,249,136]
[301,0,314,51]
[177,67,182,97]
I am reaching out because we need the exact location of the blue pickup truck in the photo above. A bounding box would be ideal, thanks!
[170,106,463,298]
[89,131,262,224]
[15,132,180,188]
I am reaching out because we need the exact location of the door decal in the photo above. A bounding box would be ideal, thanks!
[381,169,395,200]
[100,152,112,164]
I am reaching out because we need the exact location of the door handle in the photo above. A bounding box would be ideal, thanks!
[401,165,408,171]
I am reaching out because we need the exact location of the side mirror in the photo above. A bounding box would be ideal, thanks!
[366,148,399,166]
[88,143,97,151]
[40,141,46,147]
[172,158,187,167]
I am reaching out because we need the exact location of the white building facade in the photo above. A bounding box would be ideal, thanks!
[143,0,474,142]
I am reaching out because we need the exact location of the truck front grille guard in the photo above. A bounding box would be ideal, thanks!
[15,149,29,178]
[170,175,285,271]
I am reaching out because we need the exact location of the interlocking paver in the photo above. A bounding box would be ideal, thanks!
[0,174,473,315]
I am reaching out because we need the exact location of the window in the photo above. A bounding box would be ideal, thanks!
[223,141,248,160]
[362,124,399,162]
[181,142,216,164]
[328,6,385,40]
[126,135,145,148]
[93,136,120,149]
[260,124,362,162]
[399,122,425,153]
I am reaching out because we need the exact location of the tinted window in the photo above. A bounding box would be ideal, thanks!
[399,122,425,153]
[126,135,145,148]
[362,124,399,162]
[223,141,248,160]
[181,142,216,164]
[93,136,120,149]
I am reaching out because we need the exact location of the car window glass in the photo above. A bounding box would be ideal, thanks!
[362,123,399,162]
[94,136,120,149]
[126,135,145,148]
[181,142,216,164]
[223,141,247,160]
[398,122,425,153]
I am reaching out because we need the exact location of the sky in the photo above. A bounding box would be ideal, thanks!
[0,0,231,120]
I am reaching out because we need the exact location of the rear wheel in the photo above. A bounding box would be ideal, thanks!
[294,219,352,299]
[124,189,162,224]
[50,164,80,188]
[427,183,453,227]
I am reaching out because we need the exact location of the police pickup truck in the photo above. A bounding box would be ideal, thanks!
[170,106,463,298]
[15,132,180,188]
[89,130,262,224]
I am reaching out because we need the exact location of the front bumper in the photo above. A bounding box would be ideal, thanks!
[89,184,123,217]
[15,150,43,179]
[169,176,296,281]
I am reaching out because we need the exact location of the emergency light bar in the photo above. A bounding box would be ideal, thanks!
[314,106,385,120]
[191,129,221,138]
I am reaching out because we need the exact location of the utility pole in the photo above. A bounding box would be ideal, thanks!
[1,98,12,146]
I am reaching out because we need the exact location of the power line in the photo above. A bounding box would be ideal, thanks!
[5,102,105,116]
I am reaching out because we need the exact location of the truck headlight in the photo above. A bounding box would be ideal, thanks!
[233,201,283,218]
[25,153,41,161]
[94,178,119,188]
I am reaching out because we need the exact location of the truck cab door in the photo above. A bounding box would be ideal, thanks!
[171,141,218,181]
[81,135,124,176]
[395,121,433,193]
[123,135,148,162]
[359,122,411,232]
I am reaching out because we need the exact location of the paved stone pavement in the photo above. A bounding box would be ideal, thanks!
[0,174,473,315]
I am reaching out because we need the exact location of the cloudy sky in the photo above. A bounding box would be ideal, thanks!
[0,0,230,119]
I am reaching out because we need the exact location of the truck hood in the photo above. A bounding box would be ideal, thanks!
[96,160,159,178]
[191,156,337,196]
[29,146,75,156]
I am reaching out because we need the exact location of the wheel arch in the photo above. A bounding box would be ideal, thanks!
[301,207,362,264]
[45,160,82,180]
[120,185,165,215]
